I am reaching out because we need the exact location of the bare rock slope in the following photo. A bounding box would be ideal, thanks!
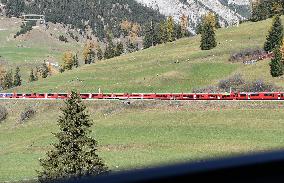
[135,0,251,33]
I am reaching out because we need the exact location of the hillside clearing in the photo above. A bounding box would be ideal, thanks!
[9,17,284,93]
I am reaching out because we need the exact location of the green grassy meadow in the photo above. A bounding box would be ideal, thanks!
[1,100,284,182]
[8,17,284,93]
[0,17,81,81]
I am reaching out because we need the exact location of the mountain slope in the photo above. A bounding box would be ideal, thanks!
[3,0,251,37]
[135,0,251,33]
[2,0,166,39]
[10,17,283,93]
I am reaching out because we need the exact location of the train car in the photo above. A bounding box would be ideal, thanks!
[1,92,284,101]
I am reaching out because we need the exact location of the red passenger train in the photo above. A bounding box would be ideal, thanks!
[1,92,284,100]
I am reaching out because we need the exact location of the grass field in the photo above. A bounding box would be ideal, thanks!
[0,17,82,81]
[1,100,284,182]
[8,17,284,93]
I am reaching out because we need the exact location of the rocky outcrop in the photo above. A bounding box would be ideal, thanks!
[135,0,251,34]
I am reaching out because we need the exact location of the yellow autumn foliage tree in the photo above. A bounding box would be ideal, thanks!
[83,41,96,64]
[202,12,218,29]
[62,51,74,70]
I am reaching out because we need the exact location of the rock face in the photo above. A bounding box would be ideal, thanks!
[134,0,251,34]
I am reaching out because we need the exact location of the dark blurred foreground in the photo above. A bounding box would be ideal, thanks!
[53,150,284,183]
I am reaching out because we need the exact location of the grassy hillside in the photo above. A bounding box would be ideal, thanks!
[10,17,284,93]
[1,100,284,182]
[0,17,82,81]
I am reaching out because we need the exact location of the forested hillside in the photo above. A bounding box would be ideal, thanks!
[2,0,165,39]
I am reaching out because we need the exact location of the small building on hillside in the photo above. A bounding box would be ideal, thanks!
[21,14,46,25]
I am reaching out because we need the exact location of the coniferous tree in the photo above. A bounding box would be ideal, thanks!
[83,42,96,64]
[5,0,25,17]
[34,67,39,81]
[153,23,161,45]
[29,69,36,83]
[13,67,21,87]
[41,62,49,78]
[126,41,138,53]
[96,45,103,61]
[166,16,175,42]
[143,30,153,49]
[215,14,221,29]
[158,21,167,43]
[200,22,217,50]
[104,31,116,59]
[270,47,284,77]
[115,42,124,56]
[196,22,203,35]
[88,50,96,64]
[175,24,183,39]
[2,70,13,89]
[38,91,108,182]
[104,45,115,59]
[143,22,154,49]
[264,15,284,52]
[73,53,79,68]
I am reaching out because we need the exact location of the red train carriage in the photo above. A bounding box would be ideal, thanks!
[1,92,284,100]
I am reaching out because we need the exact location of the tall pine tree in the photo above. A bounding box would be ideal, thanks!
[96,45,103,61]
[29,69,36,82]
[270,47,284,77]
[264,15,284,52]
[38,91,108,182]
[200,22,217,50]
[13,67,21,87]
[166,16,175,42]
[115,42,124,56]
[41,62,49,78]
[73,53,79,68]
[143,21,155,49]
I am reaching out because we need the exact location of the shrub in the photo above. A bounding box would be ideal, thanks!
[14,21,36,38]
[241,80,276,92]
[0,105,8,122]
[20,108,36,122]
[218,74,245,92]
[59,35,68,42]
[229,48,267,63]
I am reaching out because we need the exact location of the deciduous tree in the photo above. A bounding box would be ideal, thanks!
[2,70,13,89]
[63,51,74,70]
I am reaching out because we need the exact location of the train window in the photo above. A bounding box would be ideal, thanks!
[240,94,247,97]
[250,94,259,97]
[264,94,273,97]
[39,94,45,97]
[58,94,68,97]
[26,94,32,97]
